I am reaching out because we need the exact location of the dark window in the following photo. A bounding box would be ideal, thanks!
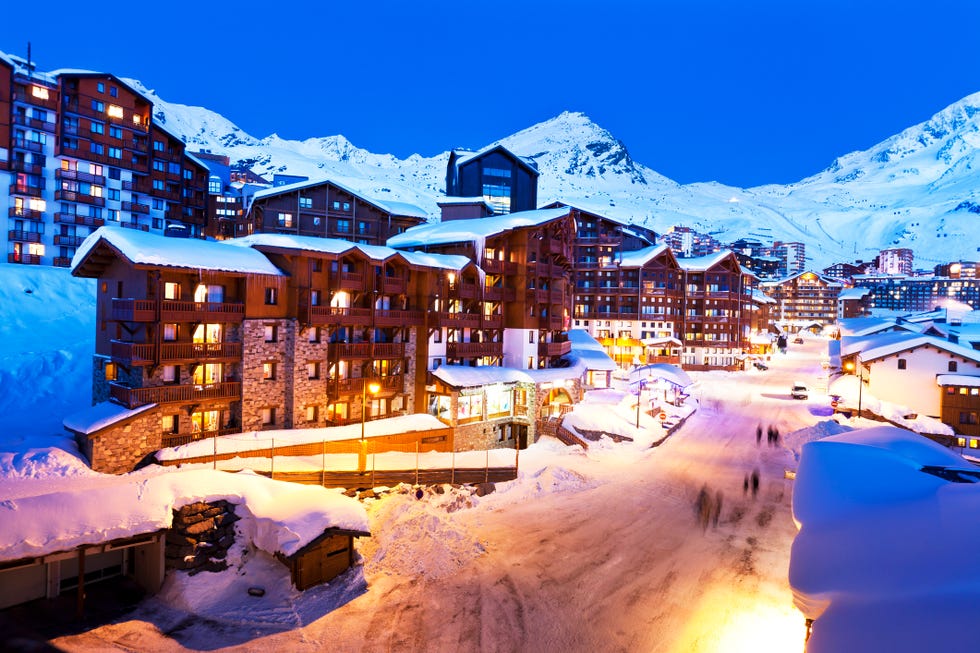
[897,359,907,370]
[264,287,278,305]
[949,361,959,372]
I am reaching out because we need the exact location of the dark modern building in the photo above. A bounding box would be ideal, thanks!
[445,145,538,214]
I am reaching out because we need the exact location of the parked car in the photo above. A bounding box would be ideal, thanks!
[753,361,768,371]
[791,383,809,400]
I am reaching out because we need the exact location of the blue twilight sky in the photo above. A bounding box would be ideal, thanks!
[5,1,980,188]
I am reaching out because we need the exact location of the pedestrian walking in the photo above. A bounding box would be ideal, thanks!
[743,473,749,495]
[751,469,760,498]
[773,427,781,447]
[713,490,723,528]
[696,484,711,532]
[756,424,762,445]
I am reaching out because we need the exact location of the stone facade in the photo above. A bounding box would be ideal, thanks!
[446,380,536,451]
[241,318,295,432]
[292,325,328,429]
[77,406,166,474]
[166,500,239,574]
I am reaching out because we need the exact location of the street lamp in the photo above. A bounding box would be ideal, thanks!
[635,379,645,429]
[361,379,382,441]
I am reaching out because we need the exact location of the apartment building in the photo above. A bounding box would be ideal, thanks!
[758,271,843,331]
[852,274,980,312]
[445,144,538,215]
[0,51,209,267]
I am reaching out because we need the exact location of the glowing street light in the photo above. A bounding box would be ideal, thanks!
[361,379,382,441]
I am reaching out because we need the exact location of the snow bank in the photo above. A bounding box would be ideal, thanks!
[790,425,980,652]
[0,468,367,563]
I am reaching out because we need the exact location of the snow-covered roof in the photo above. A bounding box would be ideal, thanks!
[452,145,538,173]
[839,331,917,358]
[618,244,671,268]
[250,176,427,219]
[838,287,870,300]
[63,401,157,436]
[861,334,980,365]
[184,150,210,172]
[228,233,470,271]
[676,251,739,272]
[71,227,285,277]
[629,363,694,389]
[641,336,683,347]
[751,288,777,304]
[837,316,902,338]
[566,329,617,371]
[433,365,534,388]
[0,468,368,563]
[936,374,980,387]
[386,207,572,250]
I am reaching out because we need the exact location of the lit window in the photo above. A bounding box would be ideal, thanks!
[28,243,44,256]
[162,415,178,434]
[307,362,320,379]
[90,185,103,198]
[277,212,293,228]
[107,104,124,119]
[306,405,318,422]
[262,362,276,380]
[261,407,275,425]
[164,282,180,300]
[162,365,177,383]
[163,323,177,341]
[31,85,49,100]
[132,114,140,125]
[264,324,277,342]
[104,362,117,381]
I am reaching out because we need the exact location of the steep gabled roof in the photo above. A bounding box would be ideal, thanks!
[451,144,538,175]
[618,244,675,268]
[860,335,980,365]
[758,270,844,287]
[250,176,428,219]
[676,250,742,273]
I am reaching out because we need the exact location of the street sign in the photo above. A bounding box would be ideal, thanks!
[659,412,667,420]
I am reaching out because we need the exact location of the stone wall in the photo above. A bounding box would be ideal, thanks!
[79,405,165,474]
[292,325,327,429]
[241,319,295,432]
[166,500,238,574]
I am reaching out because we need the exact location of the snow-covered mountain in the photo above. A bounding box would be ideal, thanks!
[130,78,980,270]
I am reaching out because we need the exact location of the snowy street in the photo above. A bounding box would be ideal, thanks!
[40,343,830,653]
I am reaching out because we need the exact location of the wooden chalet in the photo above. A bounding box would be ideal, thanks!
[242,177,427,246]
[277,527,370,591]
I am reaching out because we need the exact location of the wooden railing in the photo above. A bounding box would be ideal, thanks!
[539,340,572,357]
[447,341,504,358]
[111,341,243,365]
[111,298,245,323]
[110,381,241,409]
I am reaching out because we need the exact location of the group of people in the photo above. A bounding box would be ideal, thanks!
[743,469,760,498]
[755,423,781,447]
[695,484,724,532]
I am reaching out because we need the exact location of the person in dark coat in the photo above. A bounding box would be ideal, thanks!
[756,424,763,445]
[751,469,760,498]
[696,484,711,532]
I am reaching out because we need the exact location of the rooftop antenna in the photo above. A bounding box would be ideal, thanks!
[26,41,32,79]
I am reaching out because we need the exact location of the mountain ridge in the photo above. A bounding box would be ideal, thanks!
[127,78,980,270]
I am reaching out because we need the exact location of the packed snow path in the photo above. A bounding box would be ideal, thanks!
[51,344,827,652]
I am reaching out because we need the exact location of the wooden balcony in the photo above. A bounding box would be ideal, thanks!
[539,340,573,358]
[55,190,105,206]
[53,257,72,268]
[338,271,363,290]
[431,312,481,328]
[111,298,245,323]
[305,305,373,326]
[111,340,243,365]
[11,138,43,153]
[483,314,503,329]
[119,221,150,232]
[328,375,405,398]
[374,309,424,327]
[55,213,104,227]
[9,160,43,175]
[7,253,42,265]
[451,282,480,299]
[56,168,106,185]
[54,234,87,247]
[8,230,41,243]
[447,341,504,359]
[9,184,44,198]
[381,277,406,294]
[327,342,407,360]
[122,179,153,194]
[12,89,59,111]
[110,381,241,409]
[122,200,150,214]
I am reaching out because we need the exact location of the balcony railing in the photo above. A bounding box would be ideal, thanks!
[7,253,41,265]
[305,305,373,326]
[329,375,405,398]
[57,168,106,185]
[54,234,86,247]
[431,312,481,328]
[451,282,479,299]
[122,179,152,194]
[327,342,407,360]
[111,340,243,365]
[339,271,363,289]
[9,184,44,198]
[9,160,43,175]
[539,340,573,358]
[381,277,406,294]
[122,200,150,214]
[119,221,150,232]
[110,381,241,409]
[54,213,104,227]
[111,298,246,323]
[8,207,44,221]
[447,341,504,359]
[483,314,503,328]
[55,190,105,206]
[11,138,44,153]
[374,309,424,326]
[8,230,41,243]
[12,89,59,111]
[53,257,73,268]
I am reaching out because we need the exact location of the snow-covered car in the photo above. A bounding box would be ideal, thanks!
[791,383,809,400]
[793,336,805,344]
